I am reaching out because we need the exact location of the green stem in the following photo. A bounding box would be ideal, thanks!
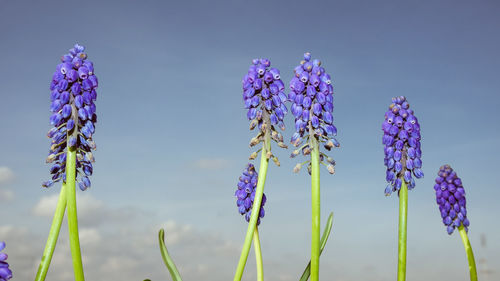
[300,212,334,281]
[233,134,270,281]
[34,183,68,281]
[310,138,320,281]
[458,225,478,281]
[66,147,85,281]
[253,227,264,281]
[159,229,183,281]
[397,180,408,281]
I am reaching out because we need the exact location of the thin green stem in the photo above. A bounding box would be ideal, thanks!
[397,180,408,281]
[66,147,85,281]
[300,212,334,281]
[458,225,478,281]
[159,229,183,281]
[34,183,68,281]
[253,227,264,281]
[310,137,320,281]
[233,133,270,281]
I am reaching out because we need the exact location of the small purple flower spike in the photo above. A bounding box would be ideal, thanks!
[382,96,422,196]
[434,165,470,235]
[289,53,338,174]
[235,163,266,225]
[44,44,98,191]
[242,58,288,159]
[0,241,13,280]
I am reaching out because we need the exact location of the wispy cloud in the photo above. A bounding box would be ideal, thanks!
[0,166,14,185]
[193,157,230,170]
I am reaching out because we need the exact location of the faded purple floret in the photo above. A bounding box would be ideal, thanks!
[434,165,470,235]
[43,44,98,191]
[0,242,12,280]
[382,96,423,196]
[235,163,266,225]
[289,53,337,175]
[242,58,288,151]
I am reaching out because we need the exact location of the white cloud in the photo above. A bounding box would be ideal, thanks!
[0,189,14,202]
[193,157,229,170]
[0,166,14,185]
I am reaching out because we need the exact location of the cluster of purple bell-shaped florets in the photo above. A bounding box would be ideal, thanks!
[43,44,98,191]
[289,53,338,175]
[0,242,12,280]
[234,163,266,225]
[434,165,470,235]
[382,96,423,196]
[242,59,288,154]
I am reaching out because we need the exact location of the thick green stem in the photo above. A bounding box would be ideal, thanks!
[458,225,478,281]
[34,183,68,281]
[397,180,408,281]
[233,134,270,281]
[66,147,85,281]
[310,138,320,281]
[253,227,264,281]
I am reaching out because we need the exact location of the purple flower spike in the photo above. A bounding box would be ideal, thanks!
[382,96,422,196]
[0,241,12,280]
[435,165,469,235]
[235,163,266,225]
[242,58,288,159]
[289,53,338,174]
[43,44,98,191]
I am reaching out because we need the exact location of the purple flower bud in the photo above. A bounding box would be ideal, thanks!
[235,164,265,225]
[434,165,469,235]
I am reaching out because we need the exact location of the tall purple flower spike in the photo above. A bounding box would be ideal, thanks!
[382,96,423,196]
[434,165,470,235]
[289,52,338,174]
[235,163,266,225]
[43,44,98,191]
[242,58,288,163]
[0,241,12,280]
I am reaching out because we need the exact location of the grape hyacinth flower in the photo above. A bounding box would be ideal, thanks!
[43,44,97,192]
[435,165,470,235]
[234,59,288,281]
[0,242,12,281]
[289,53,338,175]
[381,96,422,281]
[434,165,477,281]
[382,96,423,196]
[243,58,288,165]
[235,163,266,225]
[289,52,337,281]
[36,44,98,281]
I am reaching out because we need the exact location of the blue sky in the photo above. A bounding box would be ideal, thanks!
[0,0,499,280]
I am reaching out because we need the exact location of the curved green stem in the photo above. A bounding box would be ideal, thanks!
[159,229,183,281]
[34,183,68,281]
[458,225,478,281]
[253,227,264,281]
[66,147,85,281]
[310,138,320,281]
[300,212,334,281]
[233,134,270,281]
[397,180,408,281]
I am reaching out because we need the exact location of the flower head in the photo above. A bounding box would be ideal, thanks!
[242,58,288,152]
[43,44,98,191]
[0,242,12,280]
[434,165,469,235]
[382,96,422,195]
[289,53,338,174]
[235,163,266,225]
